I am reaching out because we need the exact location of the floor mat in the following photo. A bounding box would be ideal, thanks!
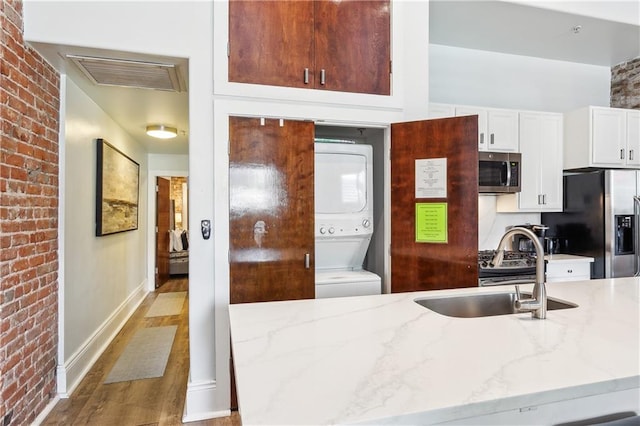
[104,325,177,384]
[145,292,186,317]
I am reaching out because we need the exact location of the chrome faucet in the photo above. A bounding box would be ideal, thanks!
[492,227,547,319]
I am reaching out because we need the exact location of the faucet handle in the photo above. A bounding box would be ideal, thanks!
[514,285,522,301]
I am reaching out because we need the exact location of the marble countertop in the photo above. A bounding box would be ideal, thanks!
[545,254,595,263]
[229,278,640,425]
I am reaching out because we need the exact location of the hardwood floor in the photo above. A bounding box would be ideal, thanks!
[43,277,241,426]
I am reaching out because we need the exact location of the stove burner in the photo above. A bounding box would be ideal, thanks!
[478,250,538,286]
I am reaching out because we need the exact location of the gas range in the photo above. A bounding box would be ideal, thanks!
[478,250,537,286]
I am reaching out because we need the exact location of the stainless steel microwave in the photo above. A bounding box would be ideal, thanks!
[479,152,521,193]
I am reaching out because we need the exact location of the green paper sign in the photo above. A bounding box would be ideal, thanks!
[415,203,448,243]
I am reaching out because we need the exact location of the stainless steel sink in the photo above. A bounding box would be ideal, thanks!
[414,291,577,318]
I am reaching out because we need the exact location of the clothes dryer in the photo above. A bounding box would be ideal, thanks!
[314,142,381,298]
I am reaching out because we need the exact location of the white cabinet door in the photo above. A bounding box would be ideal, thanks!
[626,110,640,167]
[455,106,488,150]
[455,106,518,152]
[499,112,562,212]
[517,113,542,209]
[592,107,626,167]
[486,109,519,152]
[538,113,563,210]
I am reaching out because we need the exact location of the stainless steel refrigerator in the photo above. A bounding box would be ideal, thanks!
[542,170,640,279]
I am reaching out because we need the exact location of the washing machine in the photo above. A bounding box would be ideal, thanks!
[314,142,381,298]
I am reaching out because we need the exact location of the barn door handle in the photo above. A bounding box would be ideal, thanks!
[304,253,310,269]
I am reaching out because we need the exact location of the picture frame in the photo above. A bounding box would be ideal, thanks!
[96,138,140,236]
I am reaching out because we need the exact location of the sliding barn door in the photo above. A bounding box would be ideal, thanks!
[229,117,315,303]
[391,116,479,292]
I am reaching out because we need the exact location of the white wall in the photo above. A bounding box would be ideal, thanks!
[24,1,217,420]
[60,76,148,394]
[429,43,612,247]
[429,44,611,112]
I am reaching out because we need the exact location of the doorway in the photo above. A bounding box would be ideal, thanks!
[155,175,190,289]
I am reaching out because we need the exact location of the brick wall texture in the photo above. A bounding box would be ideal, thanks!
[1,0,60,424]
[170,177,187,229]
[611,57,640,110]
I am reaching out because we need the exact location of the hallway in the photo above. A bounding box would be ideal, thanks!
[43,278,240,425]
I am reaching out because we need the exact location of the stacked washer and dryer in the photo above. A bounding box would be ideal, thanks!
[314,142,382,298]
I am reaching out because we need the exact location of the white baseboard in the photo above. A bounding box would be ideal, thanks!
[57,281,148,396]
[31,395,60,426]
[182,379,230,423]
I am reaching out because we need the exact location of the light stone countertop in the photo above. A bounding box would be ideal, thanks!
[544,254,595,263]
[229,278,640,425]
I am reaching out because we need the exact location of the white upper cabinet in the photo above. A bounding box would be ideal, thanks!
[564,106,640,170]
[455,106,518,152]
[626,110,640,167]
[497,112,563,212]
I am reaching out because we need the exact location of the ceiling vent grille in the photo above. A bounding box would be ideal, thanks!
[67,55,183,92]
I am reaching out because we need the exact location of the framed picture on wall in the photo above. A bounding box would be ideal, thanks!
[96,138,140,236]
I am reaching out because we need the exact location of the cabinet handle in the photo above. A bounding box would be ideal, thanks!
[480,133,485,145]
[621,149,625,160]
[303,68,309,85]
[490,133,495,145]
[630,150,635,161]
[304,253,310,269]
[320,69,326,85]
[543,194,547,205]
[538,194,544,205]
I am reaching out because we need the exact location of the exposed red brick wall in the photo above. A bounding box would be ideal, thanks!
[170,177,187,229]
[611,57,640,110]
[1,0,60,424]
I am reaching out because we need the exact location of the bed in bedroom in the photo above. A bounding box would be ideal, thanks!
[169,229,189,275]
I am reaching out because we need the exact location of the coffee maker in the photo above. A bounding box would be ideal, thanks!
[510,224,548,253]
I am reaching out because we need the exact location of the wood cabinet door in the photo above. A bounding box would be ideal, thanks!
[155,177,171,288]
[314,0,390,95]
[228,1,315,88]
[229,117,315,303]
[390,116,478,292]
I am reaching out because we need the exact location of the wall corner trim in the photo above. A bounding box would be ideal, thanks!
[182,379,229,422]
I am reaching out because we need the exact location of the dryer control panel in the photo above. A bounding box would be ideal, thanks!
[316,217,373,238]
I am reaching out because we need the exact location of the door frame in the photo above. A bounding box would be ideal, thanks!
[147,169,188,292]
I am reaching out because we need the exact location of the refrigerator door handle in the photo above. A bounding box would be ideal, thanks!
[635,196,640,277]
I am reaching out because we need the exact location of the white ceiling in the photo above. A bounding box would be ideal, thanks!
[430,0,640,66]
[34,1,639,157]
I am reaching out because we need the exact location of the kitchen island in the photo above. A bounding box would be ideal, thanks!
[229,278,640,425]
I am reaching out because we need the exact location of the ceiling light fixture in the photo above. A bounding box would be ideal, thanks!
[146,124,178,139]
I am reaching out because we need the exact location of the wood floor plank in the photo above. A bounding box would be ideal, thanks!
[43,277,241,426]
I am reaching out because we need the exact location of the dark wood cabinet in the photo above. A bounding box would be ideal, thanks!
[229,117,316,304]
[390,116,479,292]
[228,0,390,95]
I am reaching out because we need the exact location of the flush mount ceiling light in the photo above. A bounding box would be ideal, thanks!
[146,125,178,139]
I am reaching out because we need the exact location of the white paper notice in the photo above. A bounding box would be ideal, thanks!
[415,158,447,198]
